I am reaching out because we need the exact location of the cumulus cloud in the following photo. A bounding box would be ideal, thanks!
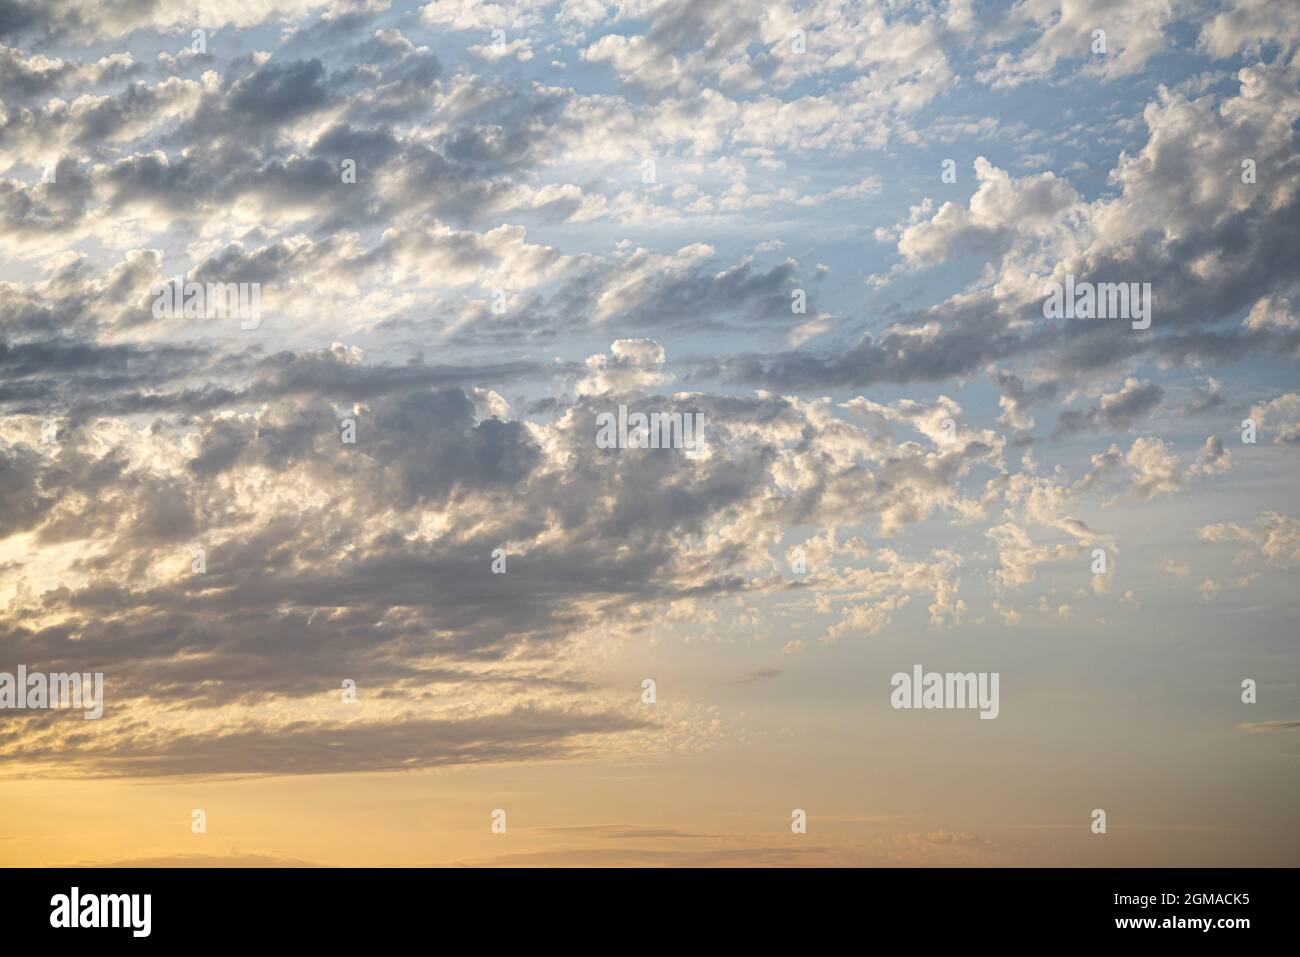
[1054,377,1163,437]
[1248,393,1300,444]
[576,338,670,396]
[1198,512,1300,566]
[0,0,1293,799]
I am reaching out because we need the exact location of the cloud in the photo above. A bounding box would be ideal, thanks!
[980,0,1177,88]
[893,157,1079,268]
[20,707,654,778]
[0,0,329,44]
[576,338,669,396]
[0,44,139,99]
[1054,377,1163,437]
[1199,0,1300,59]
[1236,719,1300,733]
[1198,512,1300,566]
[721,56,1300,397]
[1248,393,1300,444]
[0,0,1294,819]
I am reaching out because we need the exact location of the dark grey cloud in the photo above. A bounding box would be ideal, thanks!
[730,667,781,684]
[2,0,1295,797]
[1053,378,1163,437]
[0,0,53,41]
[12,708,653,777]
[0,442,53,537]
[606,257,805,333]
[0,43,139,99]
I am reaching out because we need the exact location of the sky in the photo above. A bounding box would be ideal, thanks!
[0,0,1298,867]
